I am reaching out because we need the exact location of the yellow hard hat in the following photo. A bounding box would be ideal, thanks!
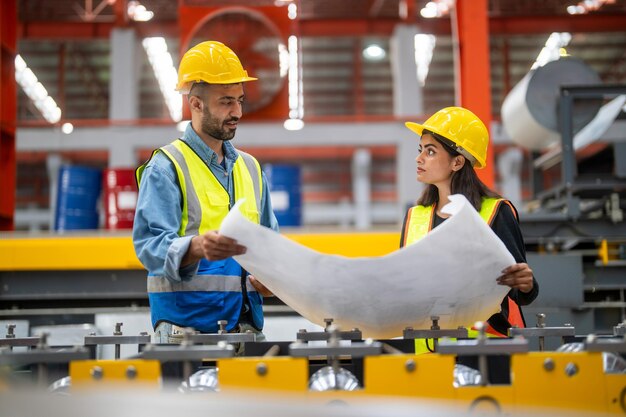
[405,106,489,169]
[176,41,257,93]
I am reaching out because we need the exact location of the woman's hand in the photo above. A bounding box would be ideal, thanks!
[497,263,534,293]
[249,275,273,297]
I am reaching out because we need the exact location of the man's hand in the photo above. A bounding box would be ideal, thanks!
[497,263,534,293]
[200,230,246,261]
[249,275,273,297]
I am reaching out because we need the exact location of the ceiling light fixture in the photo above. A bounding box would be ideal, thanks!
[362,44,386,61]
[287,3,298,20]
[61,122,74,134]
[283,118,304,131]
[14,54,62,124]
[532,32,572,69]
[128,1,154,22]
[420,0,454,18]
[285,35,304,131]
[567,0,615,14]
[414,34,436,86]
[142,37,182,122]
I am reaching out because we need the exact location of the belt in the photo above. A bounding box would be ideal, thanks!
[170,323,249,336]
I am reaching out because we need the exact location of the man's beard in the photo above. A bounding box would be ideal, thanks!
[201,106,238,141]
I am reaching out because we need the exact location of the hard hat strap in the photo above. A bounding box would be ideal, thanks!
[428,130,477,167]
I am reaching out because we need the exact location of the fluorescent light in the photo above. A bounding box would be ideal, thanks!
[15,54,62,124]
[420,2,438,18]
[142,37,182,122]
[128,1,154,22]
[531,32,572,69]
[420,0,453,18]
[278,43,289,78]
[414,34,436,86]
[567,0,613,14]
[284,35,303,131]
[288,35,303,120]
[287,3,298,20]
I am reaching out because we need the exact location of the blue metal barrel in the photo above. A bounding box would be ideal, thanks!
[264,164,302,227]
[54,165,102,231]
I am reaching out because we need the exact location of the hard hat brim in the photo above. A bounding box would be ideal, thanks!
[176,76,258,93]
[405,122,425,137]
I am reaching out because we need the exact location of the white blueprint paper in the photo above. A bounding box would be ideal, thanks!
[220,194,514,339]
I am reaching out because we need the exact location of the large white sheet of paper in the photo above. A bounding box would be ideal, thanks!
[220,194,513,339]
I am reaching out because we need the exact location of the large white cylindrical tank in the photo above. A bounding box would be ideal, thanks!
[501,58,602,150]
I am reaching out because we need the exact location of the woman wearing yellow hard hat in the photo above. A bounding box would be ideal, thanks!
[401,107,539,380]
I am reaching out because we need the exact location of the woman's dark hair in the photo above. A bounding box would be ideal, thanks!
[416,130,500,211]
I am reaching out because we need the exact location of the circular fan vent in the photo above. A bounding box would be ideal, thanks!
[189,8,286,114]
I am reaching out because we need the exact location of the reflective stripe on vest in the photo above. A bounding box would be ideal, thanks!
[147,273,260,294]
[414,329,503,355]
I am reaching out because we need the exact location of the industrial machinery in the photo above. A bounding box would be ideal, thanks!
[500,57,626,338]
[2,316,626,416]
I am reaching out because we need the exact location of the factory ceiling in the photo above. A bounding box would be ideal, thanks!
[15,0,626,124]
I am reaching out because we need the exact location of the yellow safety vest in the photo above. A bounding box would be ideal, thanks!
[403,197,523,353]
[137,139,261,233]
[136,139,264,333]
[403,197,501,245]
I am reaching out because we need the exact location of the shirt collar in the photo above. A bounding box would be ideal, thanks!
[182,123,239,166]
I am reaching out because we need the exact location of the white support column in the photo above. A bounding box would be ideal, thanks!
[396,138,421,217]
[391,24,423,220]
[352,148,372,230]
[109,28,140,168]
[108,134,136,168]
[390,24,423,116]
[46,153,63,230]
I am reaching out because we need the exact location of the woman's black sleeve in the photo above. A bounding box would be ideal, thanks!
[491,202,539,306]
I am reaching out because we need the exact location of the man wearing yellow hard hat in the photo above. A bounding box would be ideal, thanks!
[133,41,278,344]
[401,107,539,380]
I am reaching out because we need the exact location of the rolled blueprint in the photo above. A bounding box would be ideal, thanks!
[221,195,513,339]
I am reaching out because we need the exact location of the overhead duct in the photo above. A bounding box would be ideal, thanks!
[501,58,602,151]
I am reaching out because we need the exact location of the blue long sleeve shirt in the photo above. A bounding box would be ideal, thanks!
[133,124,279,282]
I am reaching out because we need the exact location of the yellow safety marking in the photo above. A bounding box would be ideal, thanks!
[599,239,609,266]
[218,356,308,392]
[287,231,399,258]
[0,235,142,270]
[0,231,399,270]
[605,374,626,415]
[69,359,161,390]
[511,352,609,413]
[365,354,456,398]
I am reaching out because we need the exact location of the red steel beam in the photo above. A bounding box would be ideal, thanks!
[0,0,17,230]
[453,0,495,188]
[489,14,626,35]
[299,14,626,36]
[16,13,626,40]
[18,21,179,39]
